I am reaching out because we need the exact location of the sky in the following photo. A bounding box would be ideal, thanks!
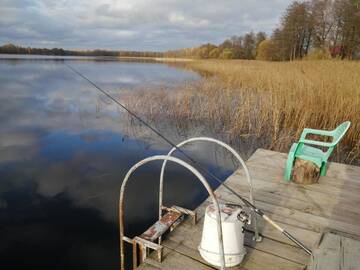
[0,0,293,51]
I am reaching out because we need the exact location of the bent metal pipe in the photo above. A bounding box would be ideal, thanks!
[119,155,226,270]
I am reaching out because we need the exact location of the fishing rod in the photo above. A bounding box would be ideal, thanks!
[64,63,312,256]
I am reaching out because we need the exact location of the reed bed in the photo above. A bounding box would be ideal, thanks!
[124,60,360,164]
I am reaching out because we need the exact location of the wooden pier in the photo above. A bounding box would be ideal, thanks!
[138,149,360,270]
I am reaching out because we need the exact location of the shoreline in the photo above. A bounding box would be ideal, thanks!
[0,53,193,62]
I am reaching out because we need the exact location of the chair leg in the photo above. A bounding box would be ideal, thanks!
[284,144,297,181]
[320,163,327,176]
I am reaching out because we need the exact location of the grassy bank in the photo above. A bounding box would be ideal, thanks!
[124,60,360,164]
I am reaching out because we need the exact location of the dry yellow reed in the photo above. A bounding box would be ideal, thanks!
[124,60,360,164]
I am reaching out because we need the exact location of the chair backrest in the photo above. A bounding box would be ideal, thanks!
[332,121,351,146]
[324,121,351,160]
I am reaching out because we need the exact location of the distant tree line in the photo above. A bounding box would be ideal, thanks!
[0,43,163,58]
[163,31,267,60]
[164,0,360,60]
[1,0,359,61]
[258,0,360,60]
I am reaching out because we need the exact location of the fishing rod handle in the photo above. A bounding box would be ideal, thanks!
[262,214,283,232]
[263,215,312,256]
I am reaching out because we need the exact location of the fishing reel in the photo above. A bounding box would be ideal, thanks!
[225,203,251,225]
[237,209,251,225]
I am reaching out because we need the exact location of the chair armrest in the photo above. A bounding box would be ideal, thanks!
[299,139,333,148]
[299,128,333,141]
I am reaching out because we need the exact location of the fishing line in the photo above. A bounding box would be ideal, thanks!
[64,62,312,256]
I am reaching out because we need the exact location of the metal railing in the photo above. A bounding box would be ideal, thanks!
[119,155,226,270]
[158,137,260,242]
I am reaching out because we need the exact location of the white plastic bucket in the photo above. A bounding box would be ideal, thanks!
[198,204,246,267]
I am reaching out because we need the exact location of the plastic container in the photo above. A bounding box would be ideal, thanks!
[198,204,246,267]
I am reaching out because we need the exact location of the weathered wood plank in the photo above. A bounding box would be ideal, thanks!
[223,174,360,225]
[247,149,360,181]
[166,217,309,266]
[162,236,306,270]
[137,263,160,270]
[241,163,360,194]
[342,235,360,270]
[140,149,360,270]
[143,249,215,270]
[308,232,342,270]
[232,167,360,202]
[140,241,215,270]
[231,167,360,203]
[228,170,360,217]
[308,232,360,270]
[223,177,360,222]
[215,185,360,237]
[242,159,360,191]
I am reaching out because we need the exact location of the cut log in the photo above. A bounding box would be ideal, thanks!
[292,158,320,184]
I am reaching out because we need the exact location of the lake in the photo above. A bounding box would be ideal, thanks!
[0,56,236,269]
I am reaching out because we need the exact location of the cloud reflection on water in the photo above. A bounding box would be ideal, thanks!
[0,59,236,269]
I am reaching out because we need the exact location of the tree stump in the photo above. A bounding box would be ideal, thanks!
[292,158,320,185]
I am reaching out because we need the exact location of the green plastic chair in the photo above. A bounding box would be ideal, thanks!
[284,121,351,181]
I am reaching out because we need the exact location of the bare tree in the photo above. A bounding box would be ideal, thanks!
[311,0,336,48]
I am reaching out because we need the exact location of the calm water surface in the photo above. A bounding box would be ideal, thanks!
[0,57,236,269]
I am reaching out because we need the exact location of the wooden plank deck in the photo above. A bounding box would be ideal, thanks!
[308,231,360,270]
[138,149,360,270]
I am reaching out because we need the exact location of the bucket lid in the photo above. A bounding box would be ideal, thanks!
[206,203,242,222]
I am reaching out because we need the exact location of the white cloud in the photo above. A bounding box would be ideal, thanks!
[168,13,210,28]
[0,0,293,50]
